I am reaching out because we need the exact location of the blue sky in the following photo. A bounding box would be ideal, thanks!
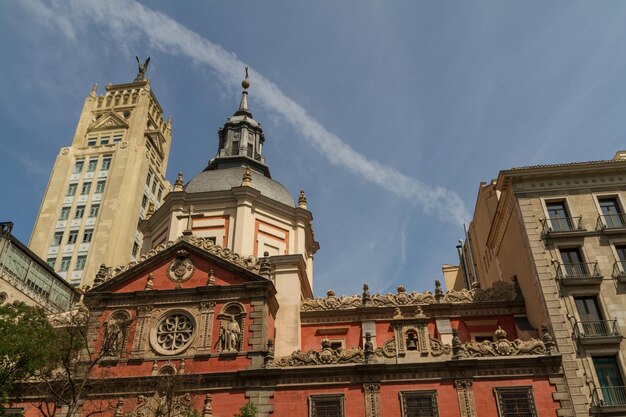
[1,1,626,296]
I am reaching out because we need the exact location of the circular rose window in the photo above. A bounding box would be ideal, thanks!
[150,312,195,355]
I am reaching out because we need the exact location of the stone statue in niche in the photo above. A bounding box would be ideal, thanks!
[219,315,242,352]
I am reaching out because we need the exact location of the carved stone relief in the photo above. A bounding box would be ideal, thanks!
[217,303,246,353]
[454,379,476,417]
[167,249,195,286]
[363,383,381,417]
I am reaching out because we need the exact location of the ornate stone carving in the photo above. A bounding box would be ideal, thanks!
[91,236,260,288]
[150,312,196,355]
[455,327,546,358]
[217,303,245,353]
[301,290,361,311]
[275,339,364,367]
[167,250,195,285]
[429,336,451,357]
[363,383,381,417]
[300,281,521,311]
[454,379,476,417]
[104,310,131,357]
[374,338,397,358]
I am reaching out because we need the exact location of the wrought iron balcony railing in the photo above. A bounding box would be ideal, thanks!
[541,216,584,235]
[592,386,626,407]
[555,262,601,280]
[613,261,626,279]
[597,213,626,230]
[574,320,620,339]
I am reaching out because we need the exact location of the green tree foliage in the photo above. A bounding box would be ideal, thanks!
[234,402,257,417]
[0,303,59,407]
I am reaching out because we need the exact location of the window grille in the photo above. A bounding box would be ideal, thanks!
[400,391,438,417]
[309,394,344,417]
[494,387,537,417]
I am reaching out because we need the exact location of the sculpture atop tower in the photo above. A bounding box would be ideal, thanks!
[29,58,172,287]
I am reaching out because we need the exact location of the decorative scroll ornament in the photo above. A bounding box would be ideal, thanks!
[92,236,259,287]
[167,249,195,284]
[300,281,521,311]
[455,327,546,358]
[301,290,361,311]
[429,336,451,356]
[275,339,364,367]
[374,338,397,358]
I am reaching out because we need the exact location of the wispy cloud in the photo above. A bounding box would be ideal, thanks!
[24,0,470,225]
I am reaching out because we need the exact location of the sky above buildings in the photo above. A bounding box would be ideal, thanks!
[1,1,626,296]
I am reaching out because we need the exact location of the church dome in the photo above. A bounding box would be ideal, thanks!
[185,166,295,207]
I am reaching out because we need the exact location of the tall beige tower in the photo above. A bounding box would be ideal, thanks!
[29,59,171,287]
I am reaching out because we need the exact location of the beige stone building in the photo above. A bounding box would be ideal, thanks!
[449,151,626,416]
[29,63,171,287]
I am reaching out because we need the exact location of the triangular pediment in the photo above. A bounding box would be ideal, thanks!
[88,111,129,132]
[89,237,268,295]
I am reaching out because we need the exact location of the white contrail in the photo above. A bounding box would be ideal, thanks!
[26,0,470,225]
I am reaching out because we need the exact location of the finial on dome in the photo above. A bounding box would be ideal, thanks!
[89,83,98,98]
[167,115,172,127]
[241,166,252,187]
[174,172,184,191]
[298,189,307,209]
[242,66,250,90]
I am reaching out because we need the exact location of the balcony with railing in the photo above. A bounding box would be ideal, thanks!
[597,214,626,232]
[591,386,626,414]
[574,320,622,345]
[541,216,586,237]
[555,261,602,286]
[612,261,626,283]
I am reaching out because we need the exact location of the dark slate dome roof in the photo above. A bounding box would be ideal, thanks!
[185,166,295,207]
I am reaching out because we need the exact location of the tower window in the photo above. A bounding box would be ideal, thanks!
[74,256,86,271]
[157,187,163,202]
[59,257,71,272]
[132,242,140,257]
[141,195,148,209]
[146,172,152,187]
[89,204,100,218]
[81,182,91,195]
[46,258,56,268]
[83,229,93,243]
[87,138,97,146]
[100,136,110,145]
[75,205,85,219]
[231,141,239,156]
[247,143,253,157]
[87,158,98,172]
[52,232,63,246]
[67,230,78,245]
[73,160,84,174]
[151,180,157,194]
[95,180,106,194]
[59,207,70,221]
[67,184,77,196]
[113,134,122,143]
[101,156,112,171]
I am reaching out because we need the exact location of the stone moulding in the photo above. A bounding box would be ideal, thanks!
[93,236,259,286]
[301,281,521,311]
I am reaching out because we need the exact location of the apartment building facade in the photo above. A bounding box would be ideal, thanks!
[452,152,626,416]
